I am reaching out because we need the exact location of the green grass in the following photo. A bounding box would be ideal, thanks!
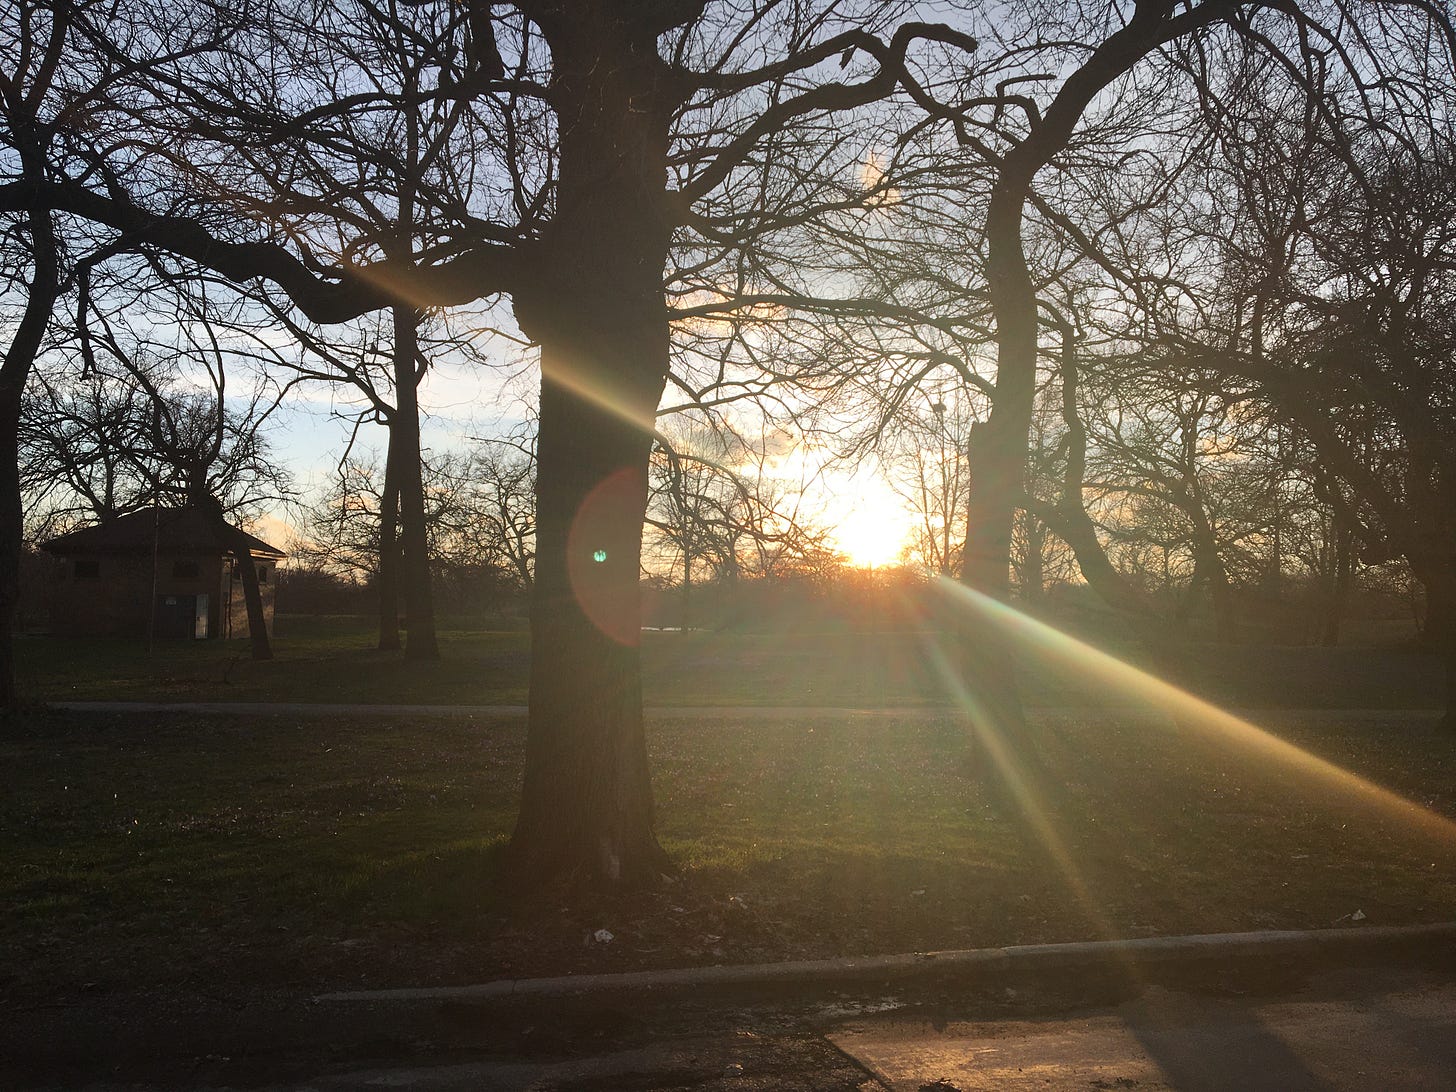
[4,707,1454,1008]
[16,613,1446,709]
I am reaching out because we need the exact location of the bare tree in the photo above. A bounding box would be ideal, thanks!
[299,432,536,608]
[5,1,984,886]
[19,365,160,528]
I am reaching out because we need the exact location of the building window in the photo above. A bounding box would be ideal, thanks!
[74,560,100,579]
[172,561,200,579]
[257,564,269,583]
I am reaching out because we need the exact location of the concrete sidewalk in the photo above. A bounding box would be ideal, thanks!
[830,964,1456,1091]
[295,968,1456,1091]
[8,926,1452,1088]
[293,931,1456,1091]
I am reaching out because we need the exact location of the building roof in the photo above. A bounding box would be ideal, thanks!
[42,508,287,559]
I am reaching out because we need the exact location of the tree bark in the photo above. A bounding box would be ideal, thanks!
[1320,520,1353,647]
[376,422,403,651]
[1018,510,1045,605]
[0,204,60,709]
[505,12,677,888]
[0,392,26,709]
[1422,568,1456,730]
[391,307,438,660]
[200,498,273,660]
[958,4,1227,730]
[1046,323,1162,622]
[683,544,693,631]
[958,172,1040,737]
[229,541,273,660]
[1194,535,1236,641]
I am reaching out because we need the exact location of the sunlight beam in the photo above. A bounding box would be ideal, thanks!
[934,577,1456,848]
[915,629,1126,946]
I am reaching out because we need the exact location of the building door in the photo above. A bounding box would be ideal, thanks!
[194,594,210,639]
[154,594,196,640]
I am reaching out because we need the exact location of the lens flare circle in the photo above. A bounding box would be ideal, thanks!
[566,468,646,646]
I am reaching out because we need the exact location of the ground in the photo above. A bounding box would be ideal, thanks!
[4,623,1453,1084]
[14,613,1444,709]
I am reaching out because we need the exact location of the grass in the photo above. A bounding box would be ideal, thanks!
[4,706,1454,1011]
[15,612,1446,709]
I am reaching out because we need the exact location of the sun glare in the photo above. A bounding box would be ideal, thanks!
[823,472,913,568]
[934,578,1456,848]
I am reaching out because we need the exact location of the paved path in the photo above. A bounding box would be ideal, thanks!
[831,965,1456,1091]
[50,699,1446,722]
[291,963,1456,1091]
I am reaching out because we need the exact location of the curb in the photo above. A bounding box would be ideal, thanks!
[316,922,1456,1007]
[48,700,1446,722]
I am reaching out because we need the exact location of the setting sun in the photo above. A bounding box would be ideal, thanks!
[823,473,913,568]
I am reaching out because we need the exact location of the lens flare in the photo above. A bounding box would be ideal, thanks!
[933,577,1456,848]
[914,627,1127,948]
[566,468,647,646]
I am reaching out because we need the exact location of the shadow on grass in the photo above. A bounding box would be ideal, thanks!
[4,707,1454,1002]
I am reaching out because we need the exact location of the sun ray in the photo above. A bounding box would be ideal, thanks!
[933,577,1456,848]
[915,628,1129,949]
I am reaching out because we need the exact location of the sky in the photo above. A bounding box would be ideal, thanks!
[264,350,920,570]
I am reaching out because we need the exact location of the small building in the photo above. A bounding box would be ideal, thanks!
[42,508,286,640]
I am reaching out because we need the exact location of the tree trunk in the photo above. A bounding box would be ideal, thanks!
[204,501,273,660]
[505,15,676,888]
[1018,510,1045,606]
[956,0,1232,742]
[1320,520,1353,647]
[510,351,669,886]
[392,307,439,660]
[230,543,273,660]
[1046,323,1163,622]
[958,172,1041,739]
[1424,569,1456,730]
[683,545,692,631]
[0,394,25,710]
[0,205,60,710]
[376,422,402,651]
[1192,532,1236,642]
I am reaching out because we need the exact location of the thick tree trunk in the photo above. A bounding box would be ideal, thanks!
[0,396,24,710]
[505,13,676,888]
[0,205,60,710]
[392,307,439,660]
[510,348,669,885]
[1205,550,1236,642]
[959,174,1040,738]
[376,422,402,651]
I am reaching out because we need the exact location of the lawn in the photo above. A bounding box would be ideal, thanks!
[15,612,1446,709]
[4,705,1453,1017]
